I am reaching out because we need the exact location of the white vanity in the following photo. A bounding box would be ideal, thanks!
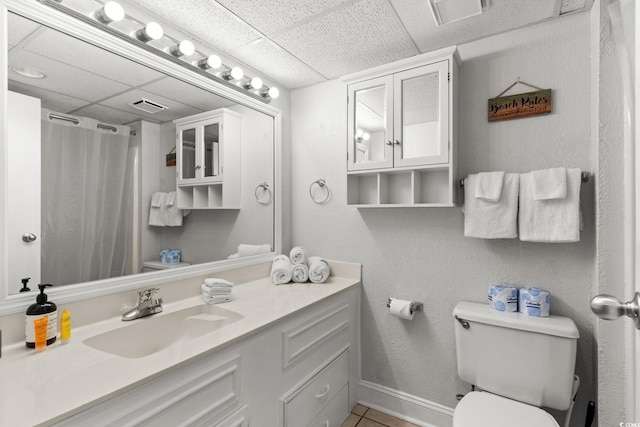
[0,261,361,427]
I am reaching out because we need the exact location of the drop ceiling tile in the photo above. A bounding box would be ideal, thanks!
[70,103,145,126]
[99,88,202,123]
[130,0,262,52]
[140,77,237,111]
[216,0,353,36]
[273,0,418,79]
[8,81,92,114]
[7,12,40,46]
[230,39,327,89]
[24,28,165,87]
[8,50,131,102]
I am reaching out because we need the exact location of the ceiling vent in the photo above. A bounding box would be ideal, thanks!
[129,98,168,114]
[428,0,487,26]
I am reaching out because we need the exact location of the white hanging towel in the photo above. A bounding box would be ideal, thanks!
[531,167,567,200]
[464,173,519,239]
[475,171,505,202]
[519,168,581,242]
[148,192,166,226]
[164,191,184,226]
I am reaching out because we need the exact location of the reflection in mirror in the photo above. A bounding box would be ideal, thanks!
[401,72,440,159]
[6,12,275,294]
[354,85,386,164]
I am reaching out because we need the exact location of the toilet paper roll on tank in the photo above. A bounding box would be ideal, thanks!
[487,283,551,317]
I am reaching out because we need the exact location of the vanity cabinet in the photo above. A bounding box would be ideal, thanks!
[344,46,460,207]
[174,108,241,209]
[52,285,360,427]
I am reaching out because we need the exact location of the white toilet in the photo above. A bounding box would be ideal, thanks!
[452,301,580,427]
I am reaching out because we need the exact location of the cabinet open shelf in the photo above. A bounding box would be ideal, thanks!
[177,184,240,209]
[347,167,456,207]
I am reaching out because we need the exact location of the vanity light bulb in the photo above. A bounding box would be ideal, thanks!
[135,22,163,43]
[267,87,280,99]
[95,1,125,24]
[249,77,263,90]
[355,129,364,138]
[362,132,370,141]
[230,67,244,80]
[197,54,222,70]
[170,40,195,57]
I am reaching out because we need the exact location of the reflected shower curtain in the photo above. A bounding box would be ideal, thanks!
[41,110,134,286]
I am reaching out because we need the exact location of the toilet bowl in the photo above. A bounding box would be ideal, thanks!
[453,391,558,427]
[452,301,579,427]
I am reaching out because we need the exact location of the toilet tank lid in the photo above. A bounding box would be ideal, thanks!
[453,302,579,339]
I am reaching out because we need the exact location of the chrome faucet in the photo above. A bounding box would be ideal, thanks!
[122,288,163,321]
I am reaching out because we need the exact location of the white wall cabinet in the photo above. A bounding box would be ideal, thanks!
[344,46,460,207]
[53,286,360,427]
[174,108,241,209]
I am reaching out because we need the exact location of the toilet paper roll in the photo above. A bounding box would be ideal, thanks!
[389,298,414,320]
[487,284,519,312]
[518,287,551,317]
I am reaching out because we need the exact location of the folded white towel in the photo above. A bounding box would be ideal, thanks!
[203,278,234,288]
[148,192,166,226]
[291,263,309,283]
[238,244,271,257]
[289,246,309,265]
[308,256,330,284]
[531,167,567,200]
[271,255,292,285]
[519,168,581,242]
[464,173,519,239]
[202,294,231,304]
[475,171,505,202]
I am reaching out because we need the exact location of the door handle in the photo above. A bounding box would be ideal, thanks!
[590,292,640,329]
[22,233,37,243]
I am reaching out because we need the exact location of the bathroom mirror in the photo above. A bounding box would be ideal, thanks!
[0,2,281,307]
[353,85,387,164]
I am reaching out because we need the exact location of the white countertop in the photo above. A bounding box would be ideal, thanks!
[0,272,360,426]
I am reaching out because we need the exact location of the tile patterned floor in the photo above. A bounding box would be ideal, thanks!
[341,404,420,427]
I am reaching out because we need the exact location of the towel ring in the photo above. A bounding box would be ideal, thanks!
[309,179,331,204]
[255,182,272,205]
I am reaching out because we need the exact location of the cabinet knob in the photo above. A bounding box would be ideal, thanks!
[195,164,202,170]
[386,140,394,146]
[393,139,401,145]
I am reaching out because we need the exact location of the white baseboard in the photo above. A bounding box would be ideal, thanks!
[358,380,454,427]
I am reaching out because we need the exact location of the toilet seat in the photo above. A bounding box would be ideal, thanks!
[453,391,559,427]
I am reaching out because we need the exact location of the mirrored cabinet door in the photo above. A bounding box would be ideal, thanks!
[180,126,197,180]
[347,75,394,171]
[393,61,449,167]
[202,120,221,180]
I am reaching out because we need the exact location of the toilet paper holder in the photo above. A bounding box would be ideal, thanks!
[387,298,423,314]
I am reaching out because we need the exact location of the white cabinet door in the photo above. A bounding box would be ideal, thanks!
[393,61,449,168]
[347,75,394,171]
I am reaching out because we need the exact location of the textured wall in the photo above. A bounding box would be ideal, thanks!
[290,12,596,426]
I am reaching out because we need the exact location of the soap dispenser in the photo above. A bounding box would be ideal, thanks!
[25,284,57,348]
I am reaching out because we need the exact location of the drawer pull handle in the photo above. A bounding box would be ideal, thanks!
[315,384,330,399]
[323,421,330,427]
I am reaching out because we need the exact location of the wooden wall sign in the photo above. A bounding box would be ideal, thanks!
[488,88,552,122]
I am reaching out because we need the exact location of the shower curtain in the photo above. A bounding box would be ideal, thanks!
[41,110,135,286]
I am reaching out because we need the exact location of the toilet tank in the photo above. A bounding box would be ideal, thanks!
[453,301,579,410]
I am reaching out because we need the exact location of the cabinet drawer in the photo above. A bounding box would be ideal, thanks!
[307,384,349,427]
[284,351,348,426]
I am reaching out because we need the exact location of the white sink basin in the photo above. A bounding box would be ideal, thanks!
[83,304,243,359]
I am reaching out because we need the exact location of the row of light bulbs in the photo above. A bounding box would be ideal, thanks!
[88,1,279,100]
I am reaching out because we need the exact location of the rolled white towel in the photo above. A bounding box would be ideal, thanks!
[271,255,292,285]
[291,263,309,283]
[289,246,308,265]
[308,256,330,284]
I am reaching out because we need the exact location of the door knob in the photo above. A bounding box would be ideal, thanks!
[22,232,37,243]
[590,292,640,329]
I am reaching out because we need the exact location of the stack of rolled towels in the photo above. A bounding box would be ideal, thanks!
[270,246,331,285]
[487,283,551,317]
[201,278,233,304]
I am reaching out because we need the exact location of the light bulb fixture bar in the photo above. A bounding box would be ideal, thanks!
[39,0,279,103]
